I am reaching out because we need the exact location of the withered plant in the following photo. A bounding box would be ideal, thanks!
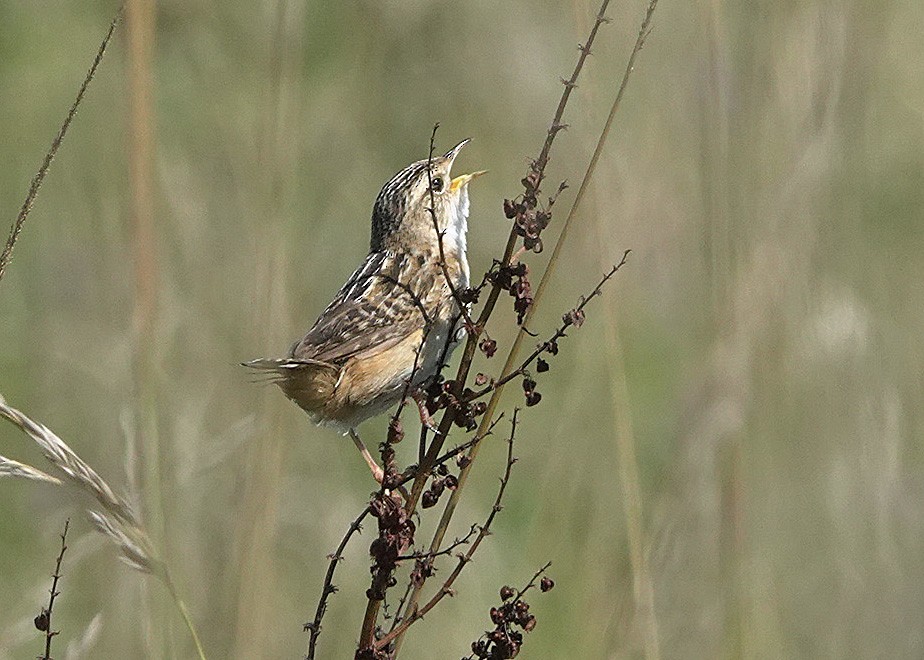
[304,1,661,658]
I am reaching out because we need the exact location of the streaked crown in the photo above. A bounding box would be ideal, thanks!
[369,139,483,255]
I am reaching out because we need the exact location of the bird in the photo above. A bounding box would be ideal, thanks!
[244,139,484,483]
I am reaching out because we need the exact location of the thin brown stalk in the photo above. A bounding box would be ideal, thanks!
[392,0,660,653]
[425,123,477,330]
[38,519,70,660]
[305,506,371,660]
[505,0,660,378]
[0,5,123,286]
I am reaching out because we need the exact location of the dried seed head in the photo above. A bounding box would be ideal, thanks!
[387,418,404,444]
[479,337,497,358]
[490,607,505,625]
[459,287,480,305]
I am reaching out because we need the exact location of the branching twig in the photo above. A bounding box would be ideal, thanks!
[396,413,505,490]
[396,524,478,563]
[387,581,415,634]
[0,5,124,286]
[465,252,631,401]
[36,519,70,660]
[306,506,371,660]
[373,411,520,651]
[403,0,615,522]
[518,0,658,336]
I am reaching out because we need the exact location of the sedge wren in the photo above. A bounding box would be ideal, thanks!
[245,139,484,482]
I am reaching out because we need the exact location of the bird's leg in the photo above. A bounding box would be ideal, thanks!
[349,428,384,484]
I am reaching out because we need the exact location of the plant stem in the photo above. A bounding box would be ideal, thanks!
[0,6,123,286]
[164,574,208,660]
[389,1,659,654]
[39,519,70,660]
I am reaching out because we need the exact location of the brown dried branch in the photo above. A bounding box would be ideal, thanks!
[465,251,631,402]
[35,519,70,660]
[371,411,520,652]
[305,506,372,660]
[401,0,615,525]
[357,0,647,651]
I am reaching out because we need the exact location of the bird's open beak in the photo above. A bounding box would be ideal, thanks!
[450,170,487,192]
[443,138,471,163]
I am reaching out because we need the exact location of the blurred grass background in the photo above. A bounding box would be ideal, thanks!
[2,0,923,658]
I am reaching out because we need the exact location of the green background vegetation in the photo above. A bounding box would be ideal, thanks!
[2,1,922,658]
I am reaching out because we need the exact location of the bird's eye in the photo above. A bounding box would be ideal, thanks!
[431,177,444,193]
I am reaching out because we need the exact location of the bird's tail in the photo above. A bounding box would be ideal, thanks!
[241,357,333,371]
[241,357,339,418]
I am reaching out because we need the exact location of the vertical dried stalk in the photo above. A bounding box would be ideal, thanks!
[504,0,659,372]
[127,0,158,351]
[126,0,164,654]
[38,519,70,660]
[574,0,661,655]
[233,1,294,656]
[604,316,661,659]
[390,1,660,655]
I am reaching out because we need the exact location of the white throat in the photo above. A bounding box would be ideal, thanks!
[444,186,471,287]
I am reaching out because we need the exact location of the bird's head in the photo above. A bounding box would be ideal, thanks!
[370,138,485,256]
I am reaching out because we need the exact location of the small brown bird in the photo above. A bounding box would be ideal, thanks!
[245,139,484,482]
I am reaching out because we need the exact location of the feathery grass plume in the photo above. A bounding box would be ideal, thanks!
[0,454,61,484]
[0,395,136,525]
[0,395,206,659]
[87,510,162,577]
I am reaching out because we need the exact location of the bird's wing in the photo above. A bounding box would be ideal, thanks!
[290,251,432,365]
